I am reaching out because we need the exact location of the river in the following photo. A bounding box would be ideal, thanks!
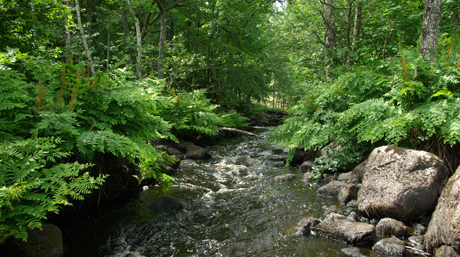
[60,127,379,257]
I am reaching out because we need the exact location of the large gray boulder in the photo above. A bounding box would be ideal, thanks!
[424,166,460,254]
[357,146,448,222]
[311,213,375,244]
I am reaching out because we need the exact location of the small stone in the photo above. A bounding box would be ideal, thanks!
[347,212,359,222]
[274,173,296,182]
[341,247,368,257]
[347,200,358,208]
[179,159,199,167]
[324,205,344,217]
[293,217,321,236]
[376,218,408,238]
[337,171,353,182]
[311,213,375,244]
[272,162,285,167]
[317,180,347,198]
[186,144,211,160]
[301,172,316,185]
[408,235,424,246]
[147,196,184,212]
[300,161,317,173]
[372,237,405,256]
[338,184,359,205]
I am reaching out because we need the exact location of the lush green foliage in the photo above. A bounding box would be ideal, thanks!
[218,110,250,128]
[0,51,222,242]
[268,44,460,175]
[158,89,220,136]
[0,137,105,243]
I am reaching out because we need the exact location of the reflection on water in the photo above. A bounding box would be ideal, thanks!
[60,127,360,257]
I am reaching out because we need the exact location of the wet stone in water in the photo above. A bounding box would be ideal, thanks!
[274,173,296,182]
[341,246,368,257]
[147,196,184,212]
[293,217,321,236]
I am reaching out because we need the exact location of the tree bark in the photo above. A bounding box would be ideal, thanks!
[75,0,95,76]
[121,5,137,66]
[157,14,166,79]
[127,0,143,80]
[64,1,72,53]
[322,0,337,79]
[348,1,362,65]
[106,16,110,71]
[420,0,442,61]
[324,0,337,51]
[87,0,93,36]
[156,0,166,80]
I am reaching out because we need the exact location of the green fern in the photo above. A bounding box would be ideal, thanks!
[0,137,106,243]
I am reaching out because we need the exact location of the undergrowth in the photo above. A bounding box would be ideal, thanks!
[0,49,222,243]
[267,41,460,176]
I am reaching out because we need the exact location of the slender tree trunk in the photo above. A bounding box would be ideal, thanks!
[106,16,111,71]
[30,0,37,38]
[324,0,337,51]
[323,0,336,79]
[121,5,137,66]
[75,0,95,76]
[157,12,166,79]
[347,1,362,65]
[64,1,72,62]
[87,0,93,36]
[155,0,166,80]
[127,0,143,80]
[420,0,442,61]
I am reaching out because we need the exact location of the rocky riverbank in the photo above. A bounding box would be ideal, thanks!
[287,144,460,257]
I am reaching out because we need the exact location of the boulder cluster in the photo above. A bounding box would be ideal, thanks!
[292,145,459,257]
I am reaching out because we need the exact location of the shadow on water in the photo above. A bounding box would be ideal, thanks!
[59,127,376,257]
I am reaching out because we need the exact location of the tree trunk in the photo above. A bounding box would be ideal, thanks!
[158,12,166,79]
[106,16,111,71]
[121,5,137,66]
[347,1,362,65]
[87,0,93,36]
[64,1,72,58]
[75,0,95,76]
[420,0,442,61]
[127,0,143,80]
[155,0,166,80]
[324,0,337,51]
[323,0,337,80]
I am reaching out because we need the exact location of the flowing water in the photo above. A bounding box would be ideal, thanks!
[60,127,377,257]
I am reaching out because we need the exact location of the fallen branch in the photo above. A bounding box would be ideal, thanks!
[219,112,238,118]
[405,246,431,256]
[218,127,264,137]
